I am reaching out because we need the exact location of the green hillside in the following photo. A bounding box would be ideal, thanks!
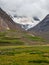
[0,30,46,45]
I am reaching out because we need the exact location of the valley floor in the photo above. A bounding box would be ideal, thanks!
[0,45,49,65]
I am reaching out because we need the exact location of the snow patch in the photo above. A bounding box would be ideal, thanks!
[13,17,40,30]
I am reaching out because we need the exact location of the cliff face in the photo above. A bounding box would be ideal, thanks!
[0,8,22,31]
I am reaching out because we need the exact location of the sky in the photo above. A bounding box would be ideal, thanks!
[0,0,49,20]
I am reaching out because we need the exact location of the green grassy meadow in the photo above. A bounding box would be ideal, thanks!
[0,31,49,65]
[0,31,46,45]
[0,46,49,65]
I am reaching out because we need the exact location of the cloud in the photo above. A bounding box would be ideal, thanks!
[0,0,49,20]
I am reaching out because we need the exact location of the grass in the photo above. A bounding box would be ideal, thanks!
[0,39,25,45]
[23,34,45,42]
[0,31,48,65]
[28,60,49,63]
[0,31,46,45]
[0,46,49,65]
[0,31,25,45]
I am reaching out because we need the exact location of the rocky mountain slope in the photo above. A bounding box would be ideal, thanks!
[28,14,49,40]
[0,8,22,31]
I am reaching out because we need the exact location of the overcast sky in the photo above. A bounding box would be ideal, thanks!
[0,0,49,20]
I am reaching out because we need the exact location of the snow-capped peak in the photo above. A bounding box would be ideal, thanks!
[13,16,40,30]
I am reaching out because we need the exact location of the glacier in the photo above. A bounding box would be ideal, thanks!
[13,16,40,30]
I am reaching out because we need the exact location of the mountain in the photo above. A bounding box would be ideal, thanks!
[13,16,40,30]
[0,8,47,45]
[0,8,48,45]
[28,14,49,40]
[0,8,22,31]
